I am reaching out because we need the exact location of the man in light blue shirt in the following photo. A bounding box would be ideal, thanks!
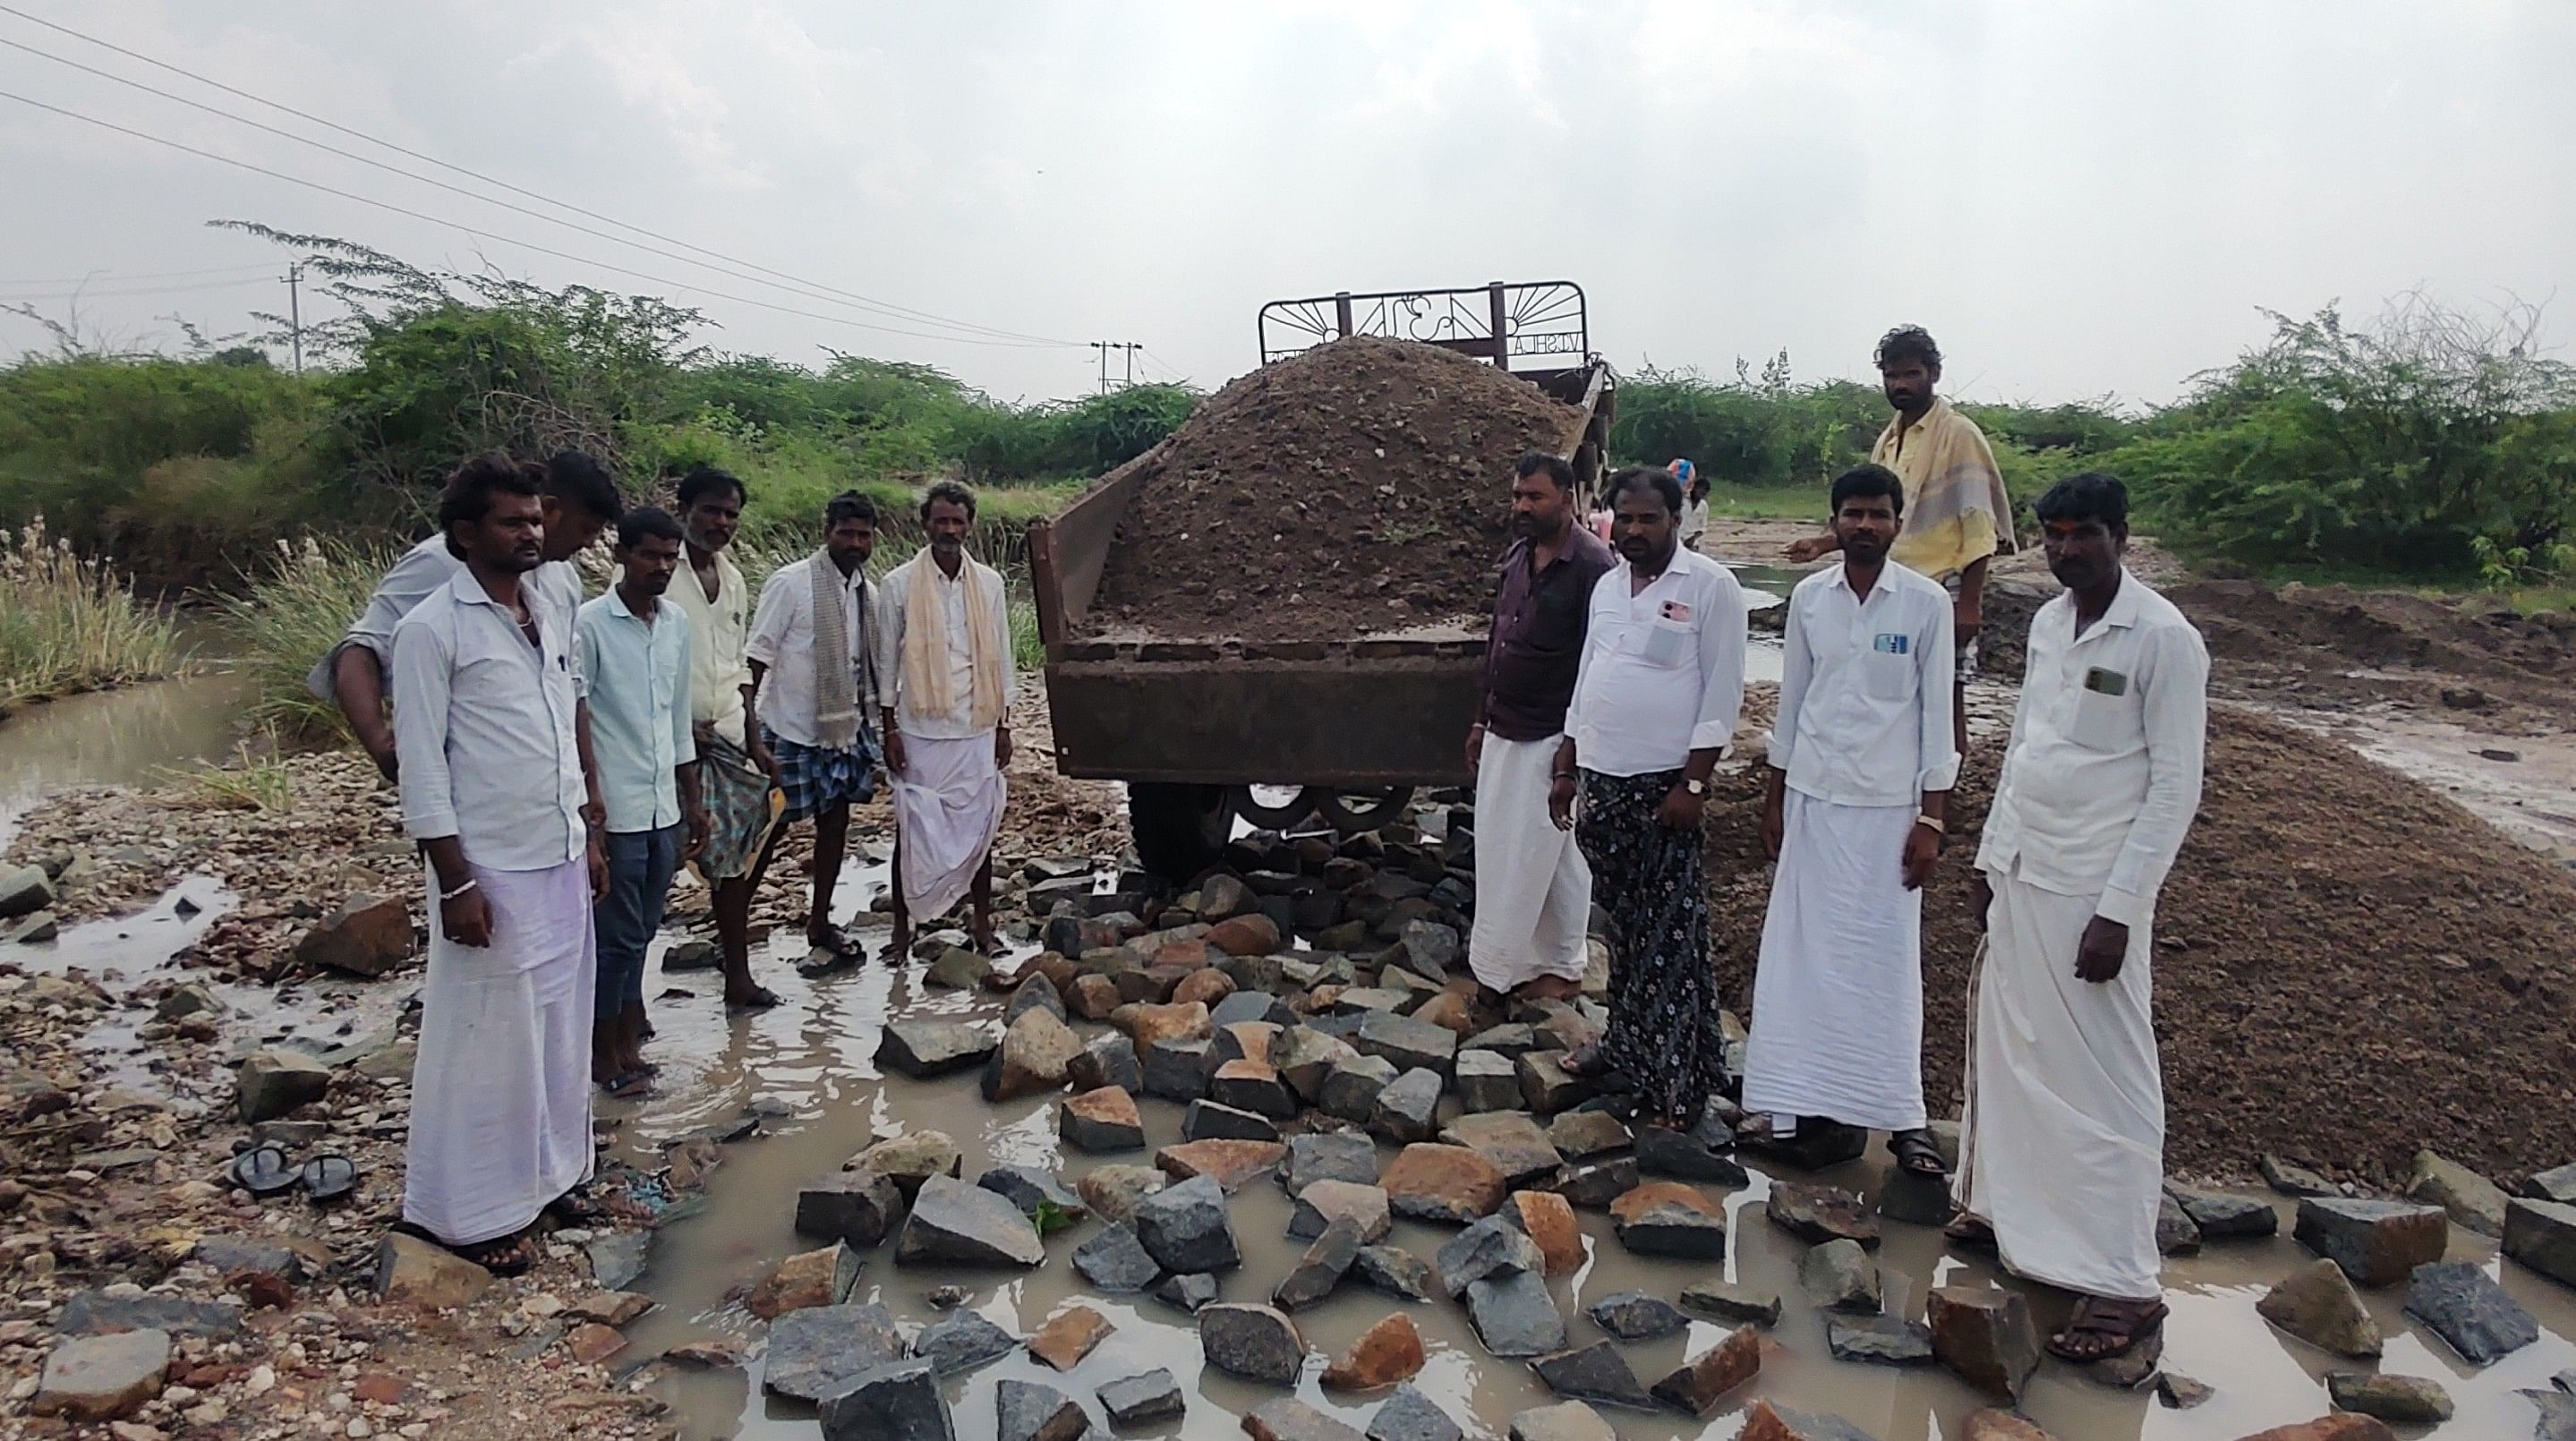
[576,507,707,1094]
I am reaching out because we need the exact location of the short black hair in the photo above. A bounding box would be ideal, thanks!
[615,505,686,550]
[543,450,624,520]
[1873,325,1941,374]
[1603,465,1682,516]
[1830,463,1906,517]
[675,464,746,510]
[436,452,545,554]
[823,490,878,529]
[1514,452,1576,492]
[920,479,977,521]
[2034,471,2130,531]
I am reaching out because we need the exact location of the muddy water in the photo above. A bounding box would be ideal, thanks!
[610,900,2576,1440]
[0,669,256,846]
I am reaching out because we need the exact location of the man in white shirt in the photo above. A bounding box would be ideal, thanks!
[876,482,1013,959]
[1952,472,2207,1365]
[313,451,620,780]
[389,456,605,1275]
[576,507,708,1095]
[1742,464,1958,1174]
[732,490,883,1002]
[1548,465,1747,1132]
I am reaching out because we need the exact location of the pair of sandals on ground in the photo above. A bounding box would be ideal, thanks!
[401,1184,649,1275]
[228,1143,358,1203]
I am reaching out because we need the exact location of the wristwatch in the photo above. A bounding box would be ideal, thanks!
[1684,779,1707,796]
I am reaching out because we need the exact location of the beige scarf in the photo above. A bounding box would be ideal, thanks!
[900,552,1006,732]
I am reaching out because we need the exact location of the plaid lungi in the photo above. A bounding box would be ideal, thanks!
[764,724,877,825]
[692,734,783,883]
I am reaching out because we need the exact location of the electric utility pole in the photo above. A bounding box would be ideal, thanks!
[1088,341,1143,393]
[283,262,304,375]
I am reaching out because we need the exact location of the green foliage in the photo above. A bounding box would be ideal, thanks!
[216,536,400,740]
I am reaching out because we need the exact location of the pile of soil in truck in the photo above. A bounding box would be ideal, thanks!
[1081,335,1587,643]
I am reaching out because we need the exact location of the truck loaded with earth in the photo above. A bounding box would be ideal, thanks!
[1026,281,1615,879]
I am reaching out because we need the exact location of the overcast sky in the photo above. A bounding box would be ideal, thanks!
[3,1,2569,408]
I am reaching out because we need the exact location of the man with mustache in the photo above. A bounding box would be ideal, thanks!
[1789,326,2011,754]
[1740,464,1958,1176]
[1549,465,1747,1131]
[1464,452,1616,1002]
[1951,472,2206,1365]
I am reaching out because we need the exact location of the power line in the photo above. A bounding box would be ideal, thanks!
[0,4,1079,348]
[0,275,275,302]
[0,260,276,286]
[0,88,1075,349]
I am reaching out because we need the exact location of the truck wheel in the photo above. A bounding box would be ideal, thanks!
[1315,787,1415,836]
[1129,782,1232,883]
[1232,785,1318,831]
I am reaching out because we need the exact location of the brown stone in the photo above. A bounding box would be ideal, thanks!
[1739,1401,1887,1441]
[1033,951,1082,994]
[564,1323,627,1367]
[1114,1000,1214,1048]
[350,1374,408,1406]
[1173,968,1236,1009]
[1503,1190,1584,1277]
[1069,974,1124,1021]
[984,1008,1086,1102]
[293,893,413,977]
[2256,1258,2384,1359]
[569,1292,654,1326]
[1206,915,1283,956]
[1155,939,1215,969]
[1649,1326,1761,1416]
[1319,1311,1426,1392]
[1379,1144,1507,1224]
[1960,1411,2056,1441]
[1156,1138,1288,1190]
[1214,1020,1283,1066]
[1411,991,1476,1036]
[1927,1286,2042,1400]
[1061,1085,1147,1153]
[1609,1181,1723,1227]
[1026,1305,1113,1370]
[1076,1164,1166,1224]
[2232,1419,2398,1441]
[744,1242,862,1318]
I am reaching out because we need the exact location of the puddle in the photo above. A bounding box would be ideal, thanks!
[2307,708,2576,864]
[0,669,256,848]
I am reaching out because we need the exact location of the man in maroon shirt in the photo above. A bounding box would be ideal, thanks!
[1464,452,1618,1002]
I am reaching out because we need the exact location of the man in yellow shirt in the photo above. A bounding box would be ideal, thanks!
[1790,326,2011,751]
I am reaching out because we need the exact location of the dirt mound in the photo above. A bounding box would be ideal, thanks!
[1083,337,1587,641]
[2164,579,2576,727]
[1710,706,2576,1189]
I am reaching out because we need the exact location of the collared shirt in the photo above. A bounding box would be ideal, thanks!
[1768,560,1960,807]
[874,552,1013,741]
[1976,569,2209,926]
[1480,525,1616,742]
[576,589,697,833]
[746,558,875,748]
[666,546,751,746]
[1680,497,1710,545]
[1872,398,2007,583]
[305,537,582,700]
[390,568,589,871]
[1565,547,1747,778]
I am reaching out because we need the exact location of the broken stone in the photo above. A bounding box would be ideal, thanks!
[1553,1157,1642,1209]
[1134,1172,1240,1273]
[1959,1412,2056,1441]
[2523,1162,2576,1205]
[2157,1373,2214,1409]
[744,1241,863,1318]
[1876,1169,1953,1227]
[2156,1191,2203,1255]
[1454,1050,1520,1113]
[1369,1067,1444,1145]
[1207,913,1282,956]
[2404,1258,2538,1363]
[1141,1038,1214,1102]
[983,1008,1085,1102]
[1209,1019,1284,1069]
[1156,1138,1287,1190]
[294,893,412,977]
[1508,1401,1617,1441]
[234,1048,330,1123]
[192,1235,304,1288]
[1281,1131,1379,1196]
[2324,1372,2452,1426]
[1799,1238,1881,1313]
[1026,1306,1113,1370]
[1736,1400,1887,1441]
[1198,1303,1307,1386]
[2504,1197,2576,1288]
[1182,1098,1284,1144]
[1587,1290,1687,1341]
[30,1329,169,1422]
[1067,1034,1142,1094]
[1442,1112,1563,1190]
[1070,1224,1160,1293]
[1059,1087,1147,1154]
[371,1232,491,1309]
[2262,1155,2340,1197]
[1766,1181,1881,1247]
[2405,1149,2510,1237]
[894,1175,1045,1268]
[797,1168,907,1248]
[762,1302,904,1403]
[1501,1190,1584,1277]
[914,1310,1018,1376]
[2257,1258,2383,1358]
[1365,1384,1463,1441]
[1530,1340,1654,1411]
[848,1131,963,1201]
[1830,1314,1936,1366]
[1275,1216,1365,1311]
[1545,1111,1631,1161]
[1149,1271,1219,1313]
[1075,1164,1165,1224]
[1353,1010,1459,1076]
[1322,1312,1428,1393]
[926,945,994,990]
[1274,1027,1361,1104]
[1291,1181,1392,1244]
[0,864,55,920]
[2168,1185,2279,1238]
[1465,1270,1567,1358]
[1096,1369,1185,1427]
[1354,1245,1436,1302]
[587,1232,651,1291]
[1380,1143,1506,1224]
[1435,1215,1544,1299]
[996,1377,1090,1441]
[1610,1181,1728,1259]
[1210,1059,1299,1119]
[1679,1278,1784,1327]
[1514,1052,1593,1114]
[2229,1419,2401,1441]
[1634,1119,1750,1186]
[815,1360,953,1441]
[1116,1000,1215,1048]
[2295,1197,2447,1287]
[874,1019,996,1079]
[1928,1286,2042,1399]
[1651,1326,1761,1417]
[1319,1054,1400,1123]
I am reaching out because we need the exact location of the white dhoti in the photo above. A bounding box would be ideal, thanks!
[1955,863,2165,1301]
[892,731,1007,920]
[1467,733,1591,993]
[404,858,596,1246]
[1741,790,1927,1131]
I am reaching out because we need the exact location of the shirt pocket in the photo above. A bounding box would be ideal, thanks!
[2069,678,2144,752]
[1860,647,1915,703]
[1636,616,1694,669]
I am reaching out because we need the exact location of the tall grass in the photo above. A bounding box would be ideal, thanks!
[216,536,398,740]
[0,517,185,712]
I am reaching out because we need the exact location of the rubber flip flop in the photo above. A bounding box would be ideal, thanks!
[229,1143,299,1198]
[598,1070,652,1099]
[299,1153,358,1204]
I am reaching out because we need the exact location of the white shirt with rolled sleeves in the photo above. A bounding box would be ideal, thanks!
[1975,568,2209,926]
[1565,547,1748,777]
[1767,560,1959,807]
[389,568,590,872]
[744,560,874,749]
[303,534,580,700]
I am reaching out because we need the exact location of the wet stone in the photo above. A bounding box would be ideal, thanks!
[1027,1305,1113,1370]
[1612,1199,1727,1260]
[1766,1181,1881,1247]
[1799,1238,1881,1314]
[1213,989,1299,1028]
[926,944,993,990]
[1928,1286,2043,1400]
[915,1309,1019,1376]
[1398,918,1460,978]
[1369,1067,1445,1145]
[30,1328,169,1422]
[2156,1373,2214,1410]
[1515,1052,1594,1115]
[1322,1311,1427,1393]
[2262,1154,2340,1197]
[2404,1258,2538,1363]
[1096,1369,1185,1427]
[193,1235,305,1286]
[1737,1400,1887,1441]
[1355,1244,1436,1302]
[762,1302,904,1403]
[55,1291,243,1341]
[1134,1172,1240,1273]
[2083,1328,2163,1389]
[1587,1290,1688,1341]
[1198,1302,1307,1386]
[1210,1019,1284,1070]
[1830,1314,1935,1366]
[1246,1398,1366,1441]
[1465,1270,1567,1358]
[2295,1197,2447,1287]
[1531,1340,1655,1412]
[997,1377,1091,1441]
[1455,1050,1521,1113]
[1075,1164,1164,1224]
[895,1174,1045,1268]
[746,1241,864,1318]
[875,1019,997,1079]
[2504,1197,2576,1288]
[1141,1039,1214,1102]
[2523,1162,2576,1205]
[1060,1087,1147,1154]
[1275,1027,1361,1104]
[1651,1326,1762,1417]
[1149,1271,1219,1314]
[2157,1192,2203,1255]
[2257,1257,2384,1358]
[1274,1216,1365,1311]
[1508,1401,1617,1441]
[1381,1143,1507,1224]
[1679,1279,1783,1327]
[1066,1035,1141,1095]
[1444,1111,1564,1189]
[2406,1149,2510,1237]
[2324,1372,2453,1426]
[2168,1185,2279,1238]
[985,1008,1086,1102]
[1436,1215,1544,1299]
[1554,1157,1642,1209]
[1502,1189,1585,1277]
[1156,1138,1287,1190]
[1320,1054,1400,1123]
[849,1131,963,1201]
[1546,1110,1631,1161]
[1291,1180,1392,1243]
[1960,1412,2058,1441]
[1757,1121,1869,1172]
[1071,1224,1161,1293]
[816,1360,953,1441]
[1366,1384,1463,1441]
[1353,1010,1459,1076]
[979,1165,1088,1224]
[235,1048,330,1124]
[1878,1169,1953,1227]
[1282,1131,1380,1196]
[2524,1389,2576,1441]
[1183,1098,1283,1144]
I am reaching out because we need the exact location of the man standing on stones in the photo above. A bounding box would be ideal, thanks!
[737,490,885,995]
[316,452,621,780]
[1464,453,1615,1002]
[576,506,708,1094]
[1789,327,2010,754]
[1741,464,1957,1173]
[1952,472,2206,1363]
[1549,465,1746,1131]
[876,481,1012,959]
[667,465,782,1001]
[390,455,604,1274]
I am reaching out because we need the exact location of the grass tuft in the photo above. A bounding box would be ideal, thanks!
[0,516,185,712]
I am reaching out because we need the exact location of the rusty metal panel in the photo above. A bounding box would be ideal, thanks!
[1045,655,1481,788]
[1023,444,1160,654]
